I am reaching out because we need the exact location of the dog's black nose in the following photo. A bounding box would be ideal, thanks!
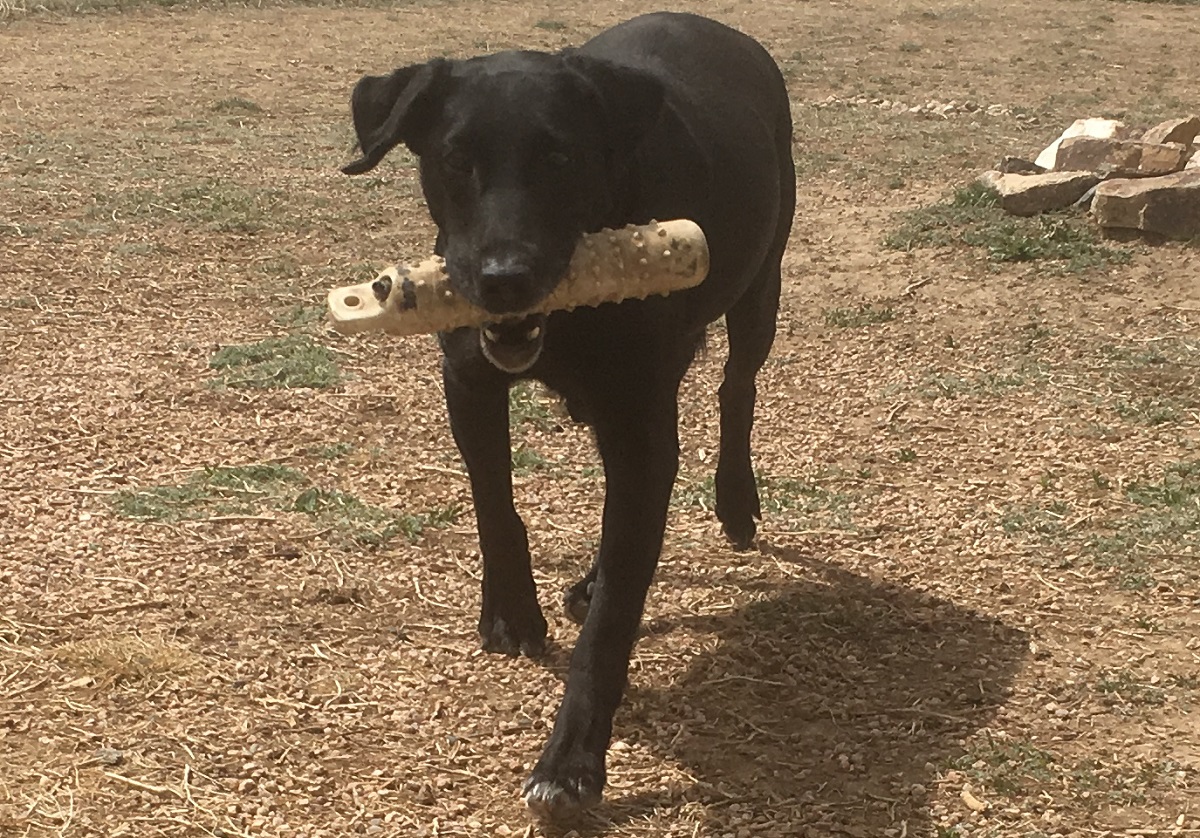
[479,257,537,313]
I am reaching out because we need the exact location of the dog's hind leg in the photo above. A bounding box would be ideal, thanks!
[442,355,548,657]
[714,109,795,550]
[714,243,788,549]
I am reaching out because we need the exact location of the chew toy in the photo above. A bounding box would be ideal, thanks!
[326,219,709,336]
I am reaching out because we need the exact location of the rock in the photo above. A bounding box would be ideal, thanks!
[1188,149,1200,170]
[997,156,1046,174]
[1055,136,1191,177]
[1092,170,1200,238]
[1034,117,1128,170]
[1141,115,1200,147]
[977,170,1099,216]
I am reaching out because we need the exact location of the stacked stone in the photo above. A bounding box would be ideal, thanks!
[975,116,1200,238]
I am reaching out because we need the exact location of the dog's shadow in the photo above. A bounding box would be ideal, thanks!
[553,543,1028,835]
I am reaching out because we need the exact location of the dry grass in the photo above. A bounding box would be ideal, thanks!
[1,0,1198,836]
[50,633,206,687]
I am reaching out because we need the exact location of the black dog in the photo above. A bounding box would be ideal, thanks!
[342,11,795,818]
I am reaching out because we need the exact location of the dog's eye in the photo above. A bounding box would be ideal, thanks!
[443,150,473,175]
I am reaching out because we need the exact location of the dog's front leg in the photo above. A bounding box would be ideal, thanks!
[442,353,547,658]
[524,387,680,817]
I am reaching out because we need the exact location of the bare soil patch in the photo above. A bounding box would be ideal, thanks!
[1,0,1197,836]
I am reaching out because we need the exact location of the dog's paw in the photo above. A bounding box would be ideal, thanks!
[522,766,603,820]
[716,474,761,551]
[479,609,547,658]
[720,518,758,552]
[563,579,594,625]
[715,467,762,551]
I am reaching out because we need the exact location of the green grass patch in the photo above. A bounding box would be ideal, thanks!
[292,487,458,545]
[673,474,716,511]
[255,254,304,279]
[956,739,1057,798]
[212,97,262,114]
[1088,533,1159,590]
[174,180,267,233]
[112,242,162,257]
[1100,342,1178,367]
[957,735,1185,810]
[274,304,328,330]
[823,303,895,328]
[0,221,39,238]
[1096,668,1167,707]
[512,444,551,476]
[999,501,1070,539]
[794,149,851,178]
[1114,397,1183,426]
[915,364,1041,400]
[1086,461,1200,588]
[885,182,1129,272]
[760,477,852,522]
[1099,338,1197,423]
[112,463,455,546]
[1126,461,1200,509]
[307,442,353,460]
[884,182,998,250]
[509,380,553,430]
[88,178,282,234]
[112,464,307,522]
[0,296,39,310]
[209,335,341,389]
[674,474,856,529]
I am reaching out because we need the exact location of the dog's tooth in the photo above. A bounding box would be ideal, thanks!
[525,325,541,341]
[483,326,500,341]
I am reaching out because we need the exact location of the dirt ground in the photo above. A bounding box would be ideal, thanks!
[1,0,1198,835]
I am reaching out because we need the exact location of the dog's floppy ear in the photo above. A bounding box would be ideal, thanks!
[562,52,665,156]
[342,58,449,175]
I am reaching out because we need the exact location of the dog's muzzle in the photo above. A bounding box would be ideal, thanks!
[479,313,546,374]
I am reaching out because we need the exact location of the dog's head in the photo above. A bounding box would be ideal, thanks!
[341,50,664,372]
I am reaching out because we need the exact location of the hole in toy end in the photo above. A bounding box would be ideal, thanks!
[343,294,362,308]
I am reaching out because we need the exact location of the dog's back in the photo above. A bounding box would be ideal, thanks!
[581,11,790,131]
[578,12,795,331]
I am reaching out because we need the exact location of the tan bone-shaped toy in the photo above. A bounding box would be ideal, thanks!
[326,219,709,336]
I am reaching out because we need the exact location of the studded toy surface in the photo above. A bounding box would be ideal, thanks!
[326,219,710,336]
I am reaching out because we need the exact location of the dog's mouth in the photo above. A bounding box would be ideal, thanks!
[479,313,546,374]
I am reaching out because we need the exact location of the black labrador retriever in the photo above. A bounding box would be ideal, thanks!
[342,11,795,818]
